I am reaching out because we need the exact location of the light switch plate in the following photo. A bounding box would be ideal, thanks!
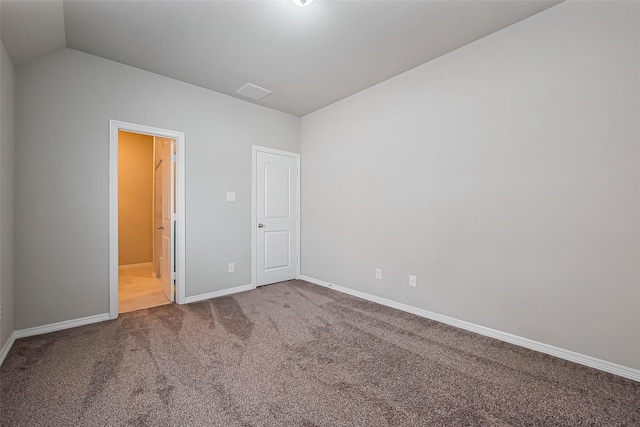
[226,192,236,201]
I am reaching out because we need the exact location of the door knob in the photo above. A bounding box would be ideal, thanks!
[258,223,264,228]
[157,225,164,230]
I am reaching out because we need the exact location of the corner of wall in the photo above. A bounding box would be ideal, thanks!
[0,40,16,356]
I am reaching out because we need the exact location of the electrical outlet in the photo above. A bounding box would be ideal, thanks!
[226,192,236,202]
[409,275,417,287]
[228,263,235,273]
[375,269,382,280]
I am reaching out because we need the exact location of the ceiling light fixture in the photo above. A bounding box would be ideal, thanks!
[292,0,314,6]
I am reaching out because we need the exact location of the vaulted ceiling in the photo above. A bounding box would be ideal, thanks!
[1,0,561,116]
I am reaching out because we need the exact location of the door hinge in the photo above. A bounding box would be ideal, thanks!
[172,213,176,221]
[171,153,177,162]
[172,271,176,281]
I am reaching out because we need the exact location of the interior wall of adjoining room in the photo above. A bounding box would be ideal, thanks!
[118,130,154,266]
[300,1,640,370]
[15,48,299,330]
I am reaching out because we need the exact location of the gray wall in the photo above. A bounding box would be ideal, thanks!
[300,2,640,370]
[0,41,15,349]
[15,48,299,329]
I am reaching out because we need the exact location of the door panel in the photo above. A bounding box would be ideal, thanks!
[265,163,291,218]
[257,151,297,286]
[264,230,291,270]
[154,157,162,278]
[160,138,175,302]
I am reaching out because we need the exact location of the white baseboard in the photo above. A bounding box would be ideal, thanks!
[13,313,111,339]
[0,313,110,367]
[299,275,640,383]
[184,284,254,304]
[118,262,153,270]
[0,331,17,367]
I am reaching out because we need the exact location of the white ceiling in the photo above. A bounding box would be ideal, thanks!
[0,0,66,66]
[1,0,561,116]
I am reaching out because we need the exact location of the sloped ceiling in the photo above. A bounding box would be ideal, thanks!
[1,0,561,116]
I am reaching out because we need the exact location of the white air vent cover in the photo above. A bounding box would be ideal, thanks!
[235,83,272,100]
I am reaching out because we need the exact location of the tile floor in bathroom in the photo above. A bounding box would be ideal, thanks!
[118,264,171,313]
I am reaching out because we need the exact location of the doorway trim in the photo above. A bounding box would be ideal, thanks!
[109,120,187,319]
[251,145,300,288]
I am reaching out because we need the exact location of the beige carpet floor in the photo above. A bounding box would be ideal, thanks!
[1,280,639,426]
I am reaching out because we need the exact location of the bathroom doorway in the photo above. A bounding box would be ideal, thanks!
[117,131,175,313]
[109,121,186,318]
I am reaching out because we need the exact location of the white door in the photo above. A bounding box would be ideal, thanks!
[256,150,298,286]
[153,156,162,278]
[160,138,175,301]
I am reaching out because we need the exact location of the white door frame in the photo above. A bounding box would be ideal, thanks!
[251,145,300,288]
[109,120,187,319]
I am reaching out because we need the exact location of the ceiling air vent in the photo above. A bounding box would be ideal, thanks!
[235,83,272,100]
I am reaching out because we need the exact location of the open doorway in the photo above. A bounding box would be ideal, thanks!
[117,131,175,313]
[109,121,186,319]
